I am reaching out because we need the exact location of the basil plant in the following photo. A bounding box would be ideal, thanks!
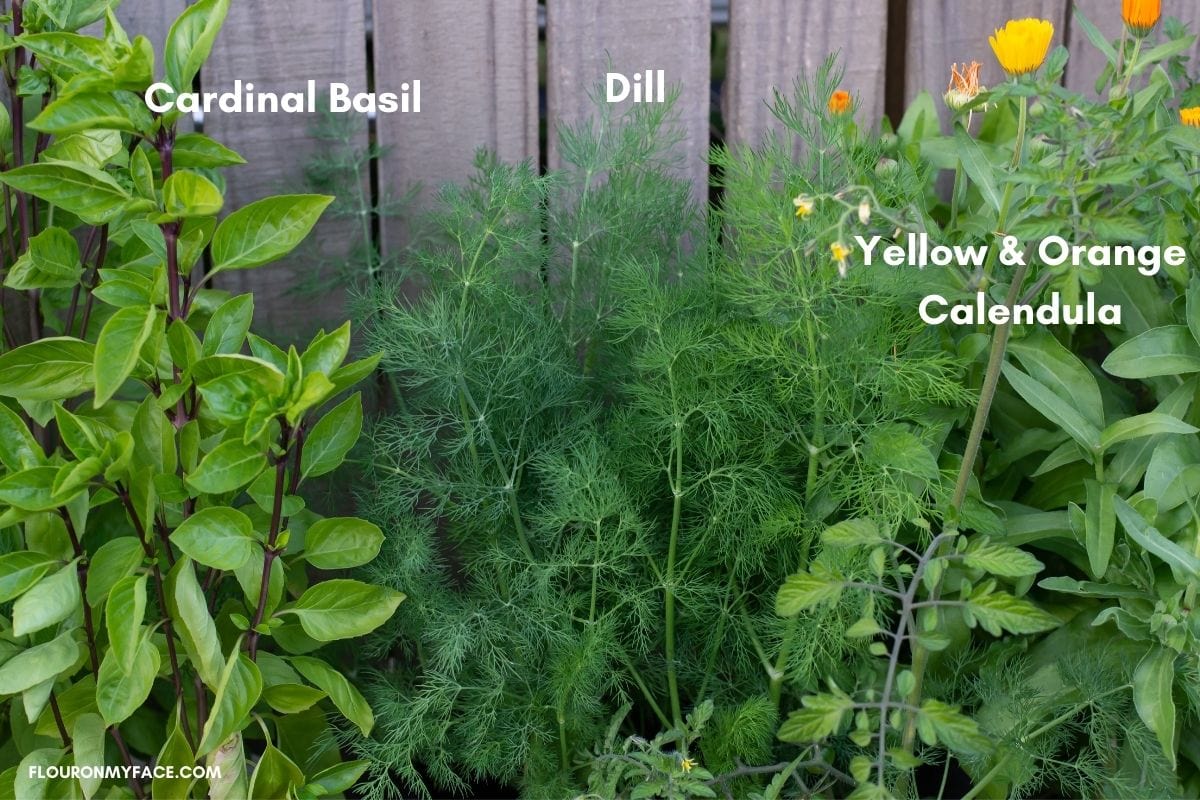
[0,1,402,797]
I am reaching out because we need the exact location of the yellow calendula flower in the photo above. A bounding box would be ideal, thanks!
[1123,0,1161,37]
[793,193,815,218]
[828,89,852,114]
[944,61,985,111]
[989,18,1054,77]
[1181,107,1200,127]
[680,757,696,773]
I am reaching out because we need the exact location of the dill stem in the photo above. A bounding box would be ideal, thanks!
[960,683,1132,800]
[588,519,602,623]
[665,366,685,728]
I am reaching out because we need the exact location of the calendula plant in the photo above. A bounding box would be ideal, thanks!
[350,62,978,799]
[0,2,400,798]
[771,6,1200,800]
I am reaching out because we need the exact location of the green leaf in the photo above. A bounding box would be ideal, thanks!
[1084,480,1116,579]
[1188,272,1200,348]
[210,195,333,274]
[775,562,843,616]
[198,651,263,758]
[13,560,81,637]
[820,519,882,548]
[105,575,147,674]
[0,338,95,401]
[96,638,159,725]
[291,656,375,737]
[961,538,1044,577]
[0,466,60,511]
[1100,413,1198,453]
[71,713,105,800]
[286,579,404,641]
[917,699,992,755]
[1002,363,1101,451]
[305,761,370,796]
[207,732,249,800]
[0,551,57,603]
[168,558,224,689]
[954,127,1001,212]
[85,538,144,606]
[1009,332,1105,431]
[173,133,246,168]
[965,591,1059,636]
[1114,496,1200,579]
[203,294,255,357]
[6,227,82,291]
[163,170,224,218]
[1073,7,1117,64]
[153,711,197,800]
[303,517,384,569]
[249,744,304,800]
[300,323,351,377]
[93,305,158,406]
[776,692,853,742]
[1133,645,1177,769]
[0,632,78,694]
[15,749,64,800]
[301,392,362,479]
[186,439,267,494]
[172,507,258,571]
[165,0,230,92]
[29,90,153,135]
[262,683,326,713]
[0,163,131,225]
[1103,325,1200,379]
[0,403,43,471]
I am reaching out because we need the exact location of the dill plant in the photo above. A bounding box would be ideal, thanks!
[351,61,973,799]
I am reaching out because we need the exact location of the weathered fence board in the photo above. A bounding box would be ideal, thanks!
[723,0,888,148]
[1065,1,1200,95]
[906,0,1069,126]
[545,0,710,203]
[201,0,368,342]
[373,0,539,255]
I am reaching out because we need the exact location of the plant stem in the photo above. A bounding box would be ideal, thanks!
[899,254,1032,762]
[60,509,145,798]
[248,423,290,660]
[1117,37,1144,99]
[664,365,685,728]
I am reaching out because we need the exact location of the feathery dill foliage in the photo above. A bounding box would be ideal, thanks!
[349,63,969,799]
[295,103,415,296]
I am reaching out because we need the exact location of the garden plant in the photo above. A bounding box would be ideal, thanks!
[0,1,401,798]
[348,3,1200,800]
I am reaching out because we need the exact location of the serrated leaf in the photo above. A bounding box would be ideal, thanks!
[776,692,853,743]
[775,562,843,616]
[966,591,1059,636]
[962,538,1044,577]
[918,699,992,755]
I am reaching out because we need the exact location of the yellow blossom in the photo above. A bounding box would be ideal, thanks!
[989,18,1054,77]
[680,757,696,773]
[828,89,852,114]
[944,61,985,110]
[1182,107,1200,128]
[793,193,815,218]
[831,241,850,277]
[1123,0,1161,37]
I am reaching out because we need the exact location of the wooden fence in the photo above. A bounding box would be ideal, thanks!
[108,0,1200,339]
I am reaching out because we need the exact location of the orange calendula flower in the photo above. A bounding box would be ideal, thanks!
[828,89,852,114]
[944,61,985,110]
[1181,107,1200,127]
[989,18,1054,77]
[793,193,815,218]
[1122,0,1161,37]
